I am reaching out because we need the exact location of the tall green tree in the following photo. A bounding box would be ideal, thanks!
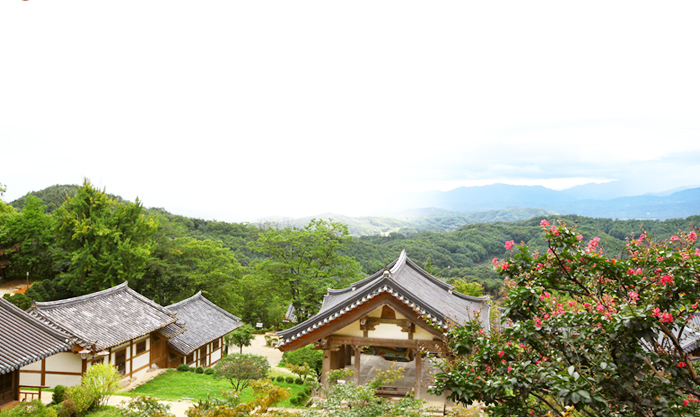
[139,236,242,309]
[0,196,55,281]
[249,219,361,322]
[53,179,158,295]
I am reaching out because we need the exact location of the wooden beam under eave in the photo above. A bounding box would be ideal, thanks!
[277,292,445,352]
[327,335,447,353]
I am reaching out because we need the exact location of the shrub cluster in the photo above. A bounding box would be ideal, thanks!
[281,345,322,375]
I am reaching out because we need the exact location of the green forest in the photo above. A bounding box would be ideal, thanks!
[2,181,699,329]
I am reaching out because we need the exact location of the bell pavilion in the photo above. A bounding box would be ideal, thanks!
[277,250,490,401]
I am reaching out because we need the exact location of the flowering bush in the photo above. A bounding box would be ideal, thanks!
[431,221,700,416]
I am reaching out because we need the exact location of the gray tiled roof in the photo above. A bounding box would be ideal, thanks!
[166,292,242,355]
[0,297,73,375]
[277,250,490,348]
[27,282,182,351]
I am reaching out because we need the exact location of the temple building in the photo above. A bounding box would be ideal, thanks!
[165,292,242,368]
[20,282,185,388]
[277,250,490,401]
[0,297,73,409]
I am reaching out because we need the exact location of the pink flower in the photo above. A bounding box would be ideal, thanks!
[500,262,509,271]
[508,366,513,372]
[671,236,680,242]
[639,233,646,239]
[540,291,551,300]
[695,248,700,257]
[683,399,689,407]
[534,318,542,327]
[660,275,674,286]
[576,234,583,241]
[627,268,635,275]
[661,312,674,323]
[505,240,515,250]
[540,219,550,226]
[498,350,504,358]
[550,225,560,236]
[567,300,576,308]
[543,314,550,320]
[628,291,639,302]
[678,362,687,368]
[689,231,698,242]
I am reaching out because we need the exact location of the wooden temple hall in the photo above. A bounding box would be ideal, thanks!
[277,250,490,402]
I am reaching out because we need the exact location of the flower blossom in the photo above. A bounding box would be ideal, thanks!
[550,225,560,236]
[689,231,698,242]
[660,275,674,286]
[678,362,687,368]
[505,240,515,250]
[628,291,639,302]
[498,350,504,358]
[540,219,550,226]
[671,236,680,242]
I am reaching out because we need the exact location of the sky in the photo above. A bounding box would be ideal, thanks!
[2,1,700,222]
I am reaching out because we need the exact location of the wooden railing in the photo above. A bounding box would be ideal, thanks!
[18,385,49,402]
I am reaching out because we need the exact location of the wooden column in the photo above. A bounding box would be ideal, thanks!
[353,345,361,385]
[321,348,331,391]
[414,350,422,400]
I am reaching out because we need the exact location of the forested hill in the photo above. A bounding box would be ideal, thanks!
[2,182,699,327]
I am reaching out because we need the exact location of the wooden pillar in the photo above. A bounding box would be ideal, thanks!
[414,350,422,400]
[321,348,331,391]
[353,345,361,385]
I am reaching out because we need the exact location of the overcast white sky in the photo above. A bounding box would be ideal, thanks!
[2,1,700,222]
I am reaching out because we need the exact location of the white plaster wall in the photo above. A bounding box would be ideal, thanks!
[333,319,364,337]
[46,352,81,373]
[132,351,149,371]
[413,325,437,341]
[113,341,130,350]
[46,373,81,388]
[210,348,221,364]
[131,335,149,356]
[19,371,41,386]
[367,323,408,339]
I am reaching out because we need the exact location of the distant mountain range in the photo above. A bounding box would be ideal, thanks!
[11,183,700,237]
[403,184,700,220]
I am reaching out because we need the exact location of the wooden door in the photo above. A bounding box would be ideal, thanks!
[150,334,168,369]
[199,346,207,367]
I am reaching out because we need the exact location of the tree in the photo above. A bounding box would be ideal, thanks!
[431,220,700,416]
[82,363,121,406]
[0,196,55,281]
[226,324,255,354]
[53,179,158,295]
[452,278,484,297]
[213,353,270,391]
[139,235,242,309]
[249,219,361,322]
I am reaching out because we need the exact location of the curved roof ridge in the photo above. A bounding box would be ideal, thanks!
[168,293,242,323]
[33,281,130,310]
[125,286,179,318]
[167,291,203,309]
[389,249,408,275]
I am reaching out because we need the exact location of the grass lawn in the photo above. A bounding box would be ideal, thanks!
[124,370,310,408]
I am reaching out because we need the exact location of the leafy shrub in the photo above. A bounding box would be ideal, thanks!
[63,385,97,417]
[0,400,57,417]
[177,364,189,372]
[282,345,323,375]
[118,395,175,417]
[213,353,270,391]
[52,385,67,405]
[285,376,294,384]
[82,363,121,406]
[204,367,214,375]
[290,396,299,406]
[276,375,285,383]
[188,366,196,372]
[295,378,303,385]
[196,366,204,374]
